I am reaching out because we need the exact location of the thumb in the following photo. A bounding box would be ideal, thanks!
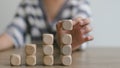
[56,21,63,32]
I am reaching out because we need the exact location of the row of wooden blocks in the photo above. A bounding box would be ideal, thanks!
[10,44,37,66]
[10,20,73,66]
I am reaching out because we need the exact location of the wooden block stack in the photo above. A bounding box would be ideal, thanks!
[10,54,21,66]
[43,34,54,65]
[61,20,73,65]
[10,19,73,66]
[25,44,36,66]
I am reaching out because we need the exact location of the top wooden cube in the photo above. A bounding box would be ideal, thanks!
[62,20,73,30]
[43,34,54,45]
[25,44,36,56]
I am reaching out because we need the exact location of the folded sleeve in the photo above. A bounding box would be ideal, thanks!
[5,0,28,48]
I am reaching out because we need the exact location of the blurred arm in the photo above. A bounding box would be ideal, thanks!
[0,0,28,51]
[0,33,14,51]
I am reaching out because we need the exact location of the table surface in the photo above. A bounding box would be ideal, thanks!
[0,47,120,68]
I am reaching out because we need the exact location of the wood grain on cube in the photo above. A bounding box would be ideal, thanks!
[62,55,72,66]
[61,34,72,45]
[10,54,21,66]
[43,45,53,55]
[43,34,54,45]
[61,45,72,55]
[25,44,36,56]
[62,20,73,30]
[43,55,54,66]
[26,55,36,66]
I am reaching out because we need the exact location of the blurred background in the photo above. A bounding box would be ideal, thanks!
[0,0,120,48]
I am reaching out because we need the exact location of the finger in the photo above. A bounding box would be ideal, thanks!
[84,35,94,42]
[82,18,91,26]
[81,25,93,34]
[73,17,84,26]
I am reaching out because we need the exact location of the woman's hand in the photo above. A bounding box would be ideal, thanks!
[56,17,93,51]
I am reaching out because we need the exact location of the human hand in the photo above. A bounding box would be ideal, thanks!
[56,17,93,51]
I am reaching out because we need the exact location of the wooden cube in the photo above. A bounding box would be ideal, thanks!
[26,55,36,66]
[61,55,72,66]
[43,45,53,55]
[43,55,54,66]
[61,34,72,45]
[61,45,72,55]
[62,20,73,30]
[10,54,21,66]
[25,44,36,56]
[43,34,54,45]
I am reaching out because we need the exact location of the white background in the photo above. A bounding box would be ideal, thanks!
[0,0,120,47]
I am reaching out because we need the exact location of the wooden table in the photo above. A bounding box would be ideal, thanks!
[0,47,120,68]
